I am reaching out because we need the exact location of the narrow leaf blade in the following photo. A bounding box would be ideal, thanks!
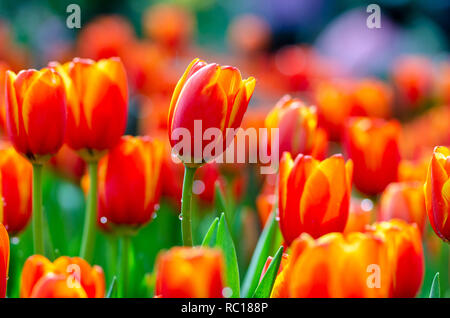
[252,246,283,298]
[202,217,219,247]
[429,272,440,298]
[106,276,117,298]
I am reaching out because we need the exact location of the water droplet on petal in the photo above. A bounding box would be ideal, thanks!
[154,204,160,211]
[100,217,108,224]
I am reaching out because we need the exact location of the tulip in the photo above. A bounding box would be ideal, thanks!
[350,79,392,118]
[50,57,128,261]
[0,144,32,235]
[0,62,9,135]
[5,67,67,254]
[424,146,450,242]
[378,182,426,233]
[344,117,401,195]
[155,247,225,298]
[20,255,105,298]
[168,58,255,246]
[367,219,424,297]
[265,95,328,160]
[49,144,86,182]
[278,152,352,245]
[272,232,391,297]
[0,224,9,298]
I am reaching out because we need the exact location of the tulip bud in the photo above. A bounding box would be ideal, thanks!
[278,152,352,245]
[344,117,401,195]
[20,255,105,298]
[0,224,9,298]
[49,57,128,161]
[168,58,255,166]
[154,247,225,298]
[0,144,32,235]
[378,182,426,234]
[95,136,163,231]
[424,146,450,242]
[5,68,66,163]
[265,95,328,160]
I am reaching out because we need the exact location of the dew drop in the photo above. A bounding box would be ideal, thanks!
[100,217,108,224]
[361,198,374,212]
[154,204,160,211]
[222,287,233,298]
[192,180,205,195]
[152,213,158,219]
[11,237,20,245]
[178,213,183,220]
[275,216,280,222]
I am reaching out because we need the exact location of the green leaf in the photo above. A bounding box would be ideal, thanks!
[241,211,277,298]
[106,276,117,298]
[252,246,283,298]
[429,272,440,298]
[215,213,240,298]
[201,217,219,247]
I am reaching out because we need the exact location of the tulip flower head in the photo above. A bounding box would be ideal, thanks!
[5,67,66,163]
[0,224,9,298]
[168,58,255,166]
[0,144,32,235]
[424,146,450,242]
[344,117,401,195]
[155,247,225,298]
[278,152,353,245]
[49,57,128,162]
[20,255,105,298]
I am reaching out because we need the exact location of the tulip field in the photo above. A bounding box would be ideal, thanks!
[0,0,449,301]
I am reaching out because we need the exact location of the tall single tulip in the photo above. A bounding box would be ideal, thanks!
[344,117,401,195]
[367,219,424,297]
[168,58,255,246]
[265,95,328,160]
[155,247,225,298]
[424,146,450,242]
[20,255,105,298]
[5,67,67,255]
[378,182,426,233]
[0,144,32,235]
[278,152,353,245]
[0,224,9,298]
[50,57,128,261]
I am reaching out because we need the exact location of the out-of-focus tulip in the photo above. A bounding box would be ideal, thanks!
[50,57,128,161]
[344,117,401,195]
[256,176,277,227]
[168,58,255,165]
[424,146,450,242]
[49,144,86,181]
[194,163,225,206]
[368,219,424,297]
[95,136,163,231]
[350,79,392,118]
[0,62,9,134]
[378,182,426,233]
[272,232,391,298]
[437,62,450,105]
[5,68,66,163]
[20,255,105,298]
[0,144,32,235]
[278,152,352,245]
[0,224,9,298]
[143,4,195,51]
[228,14,271,55]
[77,15,136,61]
[265,95,328,160]
[154,247,225,298]
[391,56,434,109]
[343,198,374,234]
[398,157,429,183]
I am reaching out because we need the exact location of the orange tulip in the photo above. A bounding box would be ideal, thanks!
[0,144,32,235]
[272,232,391,298]
[424,146,450,242]
[378,182,426,233]
[278,152,352,245]
[168,58,255,165]
[350,79,392,118]
[49,144,86,181]
[367,219,424,297]
[95,136,163,230]
[344,117,401,195]
[154,247,225,298]
[397,157,429,183]
[265,95,328,160]
[49,57,128,161]
[343,198,374,234]
[20,255,105,298]
[5,67,66,163]
[0,224,9,298]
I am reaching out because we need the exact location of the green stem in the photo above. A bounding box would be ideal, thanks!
[119,236,130,298]
[32,163,44,255]
[181,165,198,246]
[80,161,98,262]
[439,242,449,296]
